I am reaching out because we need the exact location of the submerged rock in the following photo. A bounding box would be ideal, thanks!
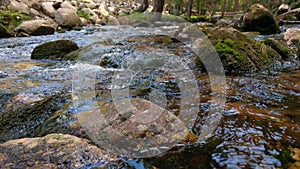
[0,93,70,142]
[31,40,79,60]
[0,134,108,168]
[234,4,279,35]
[78,98,192,157]
[202,27,280,74]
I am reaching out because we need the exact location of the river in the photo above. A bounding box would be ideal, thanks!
[0,24,300,168]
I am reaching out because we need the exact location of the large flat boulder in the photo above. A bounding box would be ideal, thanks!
[0,134,108,168]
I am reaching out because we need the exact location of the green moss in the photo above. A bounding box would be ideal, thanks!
[215,38,248,68]
[77,10,89,20]
[125,12,149,24]
[186,15,209,22]
[202,27,281,74]
[263,39,292,59]
[64,49,80,61]
[275,149,295,169]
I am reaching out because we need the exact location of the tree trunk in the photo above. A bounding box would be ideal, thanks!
[136,0,149,12]
[152,0,165,13]
[209,0,219,22]
[186,0,193,19]
[235,0,240,11]
[151,0,165,21]
[221,0,227,18]
[227,0,232,12]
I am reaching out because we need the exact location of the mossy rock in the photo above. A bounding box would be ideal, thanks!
[31,40,79,60]
[263,39,292,59]
[240,4,280,35]
[202,27,281,74]
[0,94,70,142]
[64,49,80,61]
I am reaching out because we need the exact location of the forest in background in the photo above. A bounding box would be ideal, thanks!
[136,0,300,19]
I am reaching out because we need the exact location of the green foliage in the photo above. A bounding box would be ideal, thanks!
[0,10,31,35]
[275,149,295,169]
[174,0,184,6]
[77,10,89,20]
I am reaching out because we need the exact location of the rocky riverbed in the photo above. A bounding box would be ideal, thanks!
[1,0,300,168]
[0,20,300,168]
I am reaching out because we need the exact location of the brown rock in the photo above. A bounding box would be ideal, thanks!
[0,134,108,169]
[55,8,82,28]
[15,19,57,36]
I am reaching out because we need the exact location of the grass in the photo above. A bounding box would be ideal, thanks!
[0,10,32,34]
[120,12,186,24]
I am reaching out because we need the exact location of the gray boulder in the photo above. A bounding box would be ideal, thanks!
[60,1,77,12]
[41,2,56,18]
[55,8,82,28]
[7,0,30,15]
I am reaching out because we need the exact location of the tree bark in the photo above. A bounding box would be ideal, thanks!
[235,0,240,11]
[136,0,149,12]
[221,0,227,18]
[151,0,165,21]
[152,0,165,13]
[209,0,220,22]
[186,0,193,19]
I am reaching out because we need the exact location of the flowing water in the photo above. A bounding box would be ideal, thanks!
[0,25,300,168]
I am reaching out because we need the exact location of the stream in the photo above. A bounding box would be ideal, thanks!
[0,24,300,168]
